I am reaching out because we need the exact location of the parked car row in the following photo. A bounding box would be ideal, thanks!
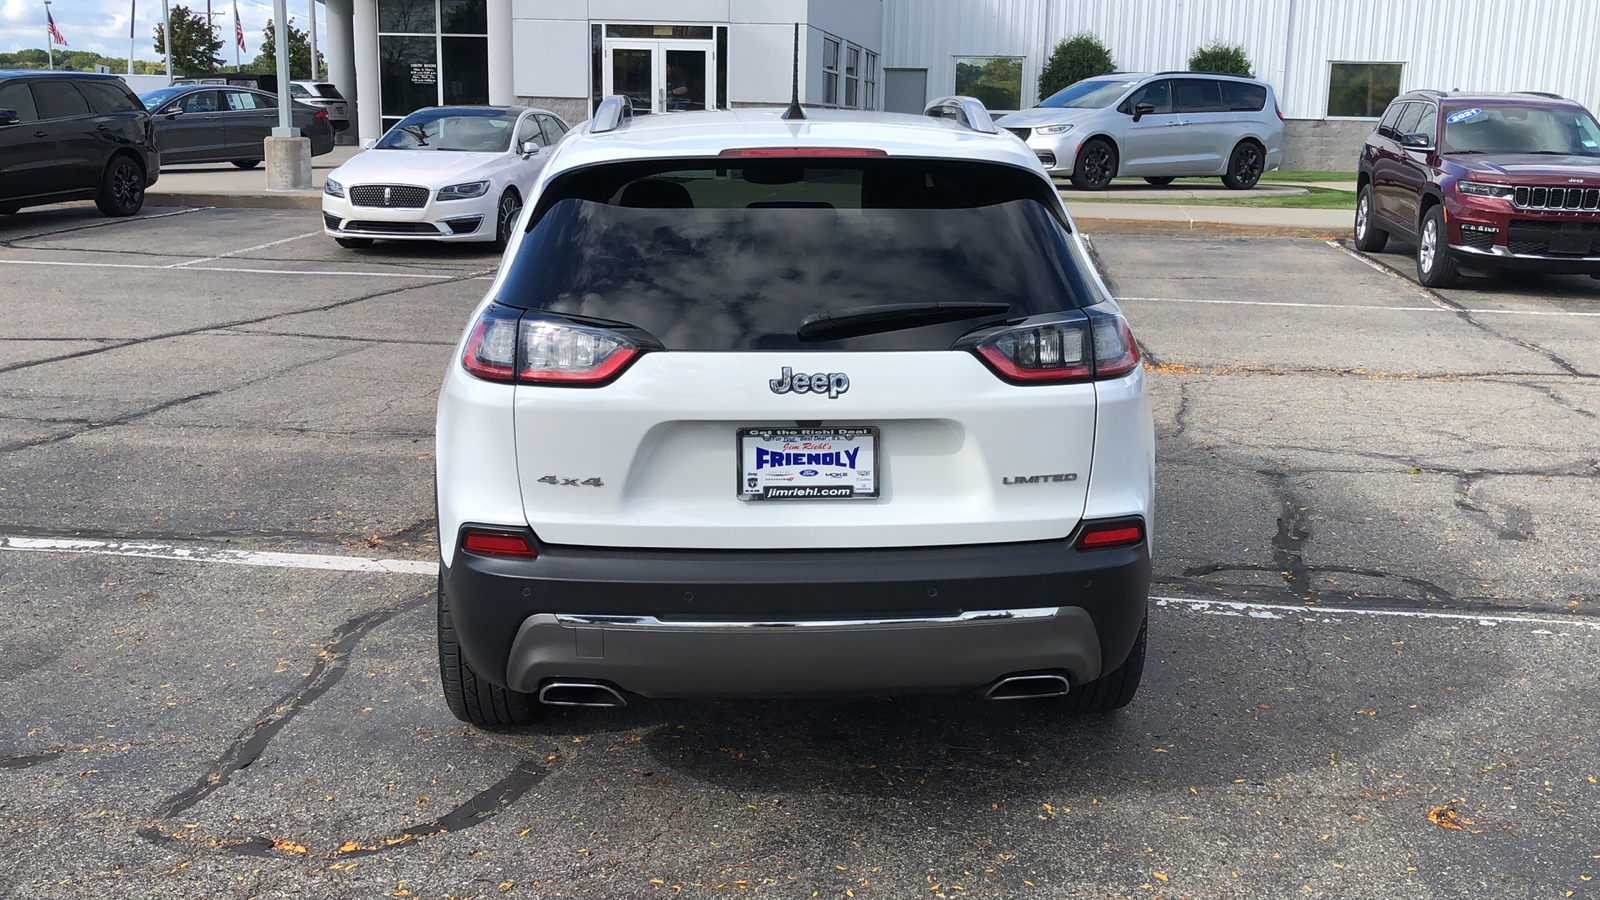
[0,70,339,217]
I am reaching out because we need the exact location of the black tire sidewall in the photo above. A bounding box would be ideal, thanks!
[1072,140,1116,191]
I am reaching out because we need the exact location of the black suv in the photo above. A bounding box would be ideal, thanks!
[0,71,160,217]
[1356,90,1600,287]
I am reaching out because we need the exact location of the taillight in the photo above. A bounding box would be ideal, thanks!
[460,308,643,386]
[461,528,538,558]
[519,320,638,384]
[315,109,329,119]
[964,310,1140,384]
[460,306,519,382]
[1075,518,1145,550]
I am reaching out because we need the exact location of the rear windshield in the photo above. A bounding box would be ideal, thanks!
[314,83,344,99]
[497,159,1100,352]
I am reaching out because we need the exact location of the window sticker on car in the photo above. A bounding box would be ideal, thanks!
[1446,108,1482,124]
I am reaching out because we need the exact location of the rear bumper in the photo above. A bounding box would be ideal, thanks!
[443,529,1150,698]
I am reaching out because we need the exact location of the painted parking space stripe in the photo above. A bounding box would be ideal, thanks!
[0,535,435,575]
[1153,595,1600,631]
[1118,296,1600,318]
[165,230,324,268]
[0,258,458,279]
[0,533,1590,632]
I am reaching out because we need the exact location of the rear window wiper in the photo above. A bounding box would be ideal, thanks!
[797,301,1010,342]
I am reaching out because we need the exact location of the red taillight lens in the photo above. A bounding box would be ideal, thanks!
[315,109,329,119]
[461,310,643,386]
[461,311,518,382]
[975,321,1092,382]
[518,320,639,385]
[461,528,538,558]
[967,312,1140,384]
[1090,315,1140,379]
[1076,519,1145,550]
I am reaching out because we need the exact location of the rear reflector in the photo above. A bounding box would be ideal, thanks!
[1076,520,1145,550]
[461,529,538,558]
[719,147,888,157]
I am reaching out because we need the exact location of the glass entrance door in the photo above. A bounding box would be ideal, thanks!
[604,40,713,114]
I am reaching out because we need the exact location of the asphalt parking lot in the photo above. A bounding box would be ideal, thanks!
[1,204,1598,899]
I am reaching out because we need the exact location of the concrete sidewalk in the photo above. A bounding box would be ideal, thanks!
[144,145,362,210]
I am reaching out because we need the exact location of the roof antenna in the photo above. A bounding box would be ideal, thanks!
[782,23,806,121]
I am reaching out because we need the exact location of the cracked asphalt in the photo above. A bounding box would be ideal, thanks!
[1,205,1598,899]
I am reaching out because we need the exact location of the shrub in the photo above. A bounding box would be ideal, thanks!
[1188,42,1254,78]
[1038,34,1116,101]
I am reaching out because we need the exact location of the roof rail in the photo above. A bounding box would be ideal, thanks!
[590,95,634,134]
[923,96,998,134]
[1517,90,1564,99]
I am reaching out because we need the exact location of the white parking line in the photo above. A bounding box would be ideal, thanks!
[1117,296,1600,318]
[165,231,323,268]
[0,535,435,575]
[0,534,1589,632]
[1154,595,1600,631]
[0,258,453,279]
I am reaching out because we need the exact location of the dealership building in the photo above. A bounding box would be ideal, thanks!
[314,0,1600,168]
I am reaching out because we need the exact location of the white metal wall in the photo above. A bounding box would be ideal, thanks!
[882,0,1600,118]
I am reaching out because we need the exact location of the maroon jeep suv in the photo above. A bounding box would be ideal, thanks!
[1355,90,1600,287]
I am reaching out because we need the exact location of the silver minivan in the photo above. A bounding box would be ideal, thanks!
[994,73,1284,190]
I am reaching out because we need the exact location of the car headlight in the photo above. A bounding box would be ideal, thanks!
[438,181,490,200]
[1035,124,1074,136]
[1458,181,1513,200]
[323,177,344,198]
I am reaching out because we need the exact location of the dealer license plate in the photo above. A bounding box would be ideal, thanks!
[737,427,878,500]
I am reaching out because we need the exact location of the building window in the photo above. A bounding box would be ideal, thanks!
[954,57,1023,112]
[377,0,487,130]
[1327,62,1402,118]
[864,51,877,109]
[844,45,860,108]
[822,36,840,106]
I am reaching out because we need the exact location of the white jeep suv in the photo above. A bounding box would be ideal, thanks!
[434,96,1155,725]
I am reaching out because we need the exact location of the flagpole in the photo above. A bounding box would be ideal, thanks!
[161,0,171,83]
[308,0,317,80]
[129,0,136,75]
[45,0,53,70]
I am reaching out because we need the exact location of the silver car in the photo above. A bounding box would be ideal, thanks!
[994,73,1284,190]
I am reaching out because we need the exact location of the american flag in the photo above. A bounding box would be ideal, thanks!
[234,0,246,51]
[47,7,68,47]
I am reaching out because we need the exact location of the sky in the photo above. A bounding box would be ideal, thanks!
[0,0,324,62]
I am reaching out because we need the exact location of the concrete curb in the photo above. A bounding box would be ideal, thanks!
[145,192,323,211]
[1073,219,1348,239]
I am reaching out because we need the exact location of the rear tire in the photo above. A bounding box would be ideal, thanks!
[1352,184,1388,252]
[94,155,145,217]
[1063,615,1146,714]
[334,237,374,249]
[1143,176,1175,186]
[438,567,541,727]
[1070,138,1117,191]
[1221,141,1264,190]
[1417,204,1460,288]
[232,159,261,169]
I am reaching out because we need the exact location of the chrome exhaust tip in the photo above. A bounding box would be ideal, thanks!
[538,681,628,708]
[985,674,1070,701]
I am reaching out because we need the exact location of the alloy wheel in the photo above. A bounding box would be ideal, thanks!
[1420,218,1438,273]
[1082,148,1111,186]
[1233,147,1262,185]
[499,194,521,239]
[112,162,142,211]
[1356,194,1369,239]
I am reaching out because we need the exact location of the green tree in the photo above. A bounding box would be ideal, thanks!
[1038,34,1116,100]
[248,18,325,79]
[154,5,224,75]
[1188,41,1254,78]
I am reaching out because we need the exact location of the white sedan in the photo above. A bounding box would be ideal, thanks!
[322,106,571,249]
